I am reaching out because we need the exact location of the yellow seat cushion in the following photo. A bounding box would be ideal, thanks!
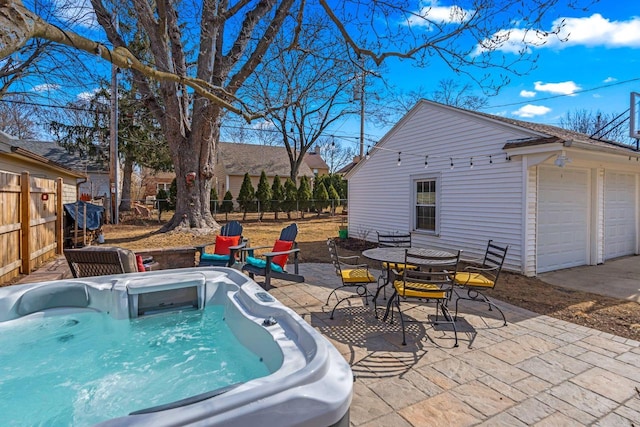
[382,262,418,271]
[341,269,376,283]
[393,280,447,299]
[454,272,495,288]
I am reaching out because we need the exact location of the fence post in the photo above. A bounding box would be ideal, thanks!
[56,178,63,254]
[20,171,31,274]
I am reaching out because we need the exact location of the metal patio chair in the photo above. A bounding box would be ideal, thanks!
[453,240,509,326]
[376,231,416,300]
[388,248,461,347]
[326,238,377,319]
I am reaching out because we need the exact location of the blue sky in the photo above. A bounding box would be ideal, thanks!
[13,0,640,148]
[375,0,640,134]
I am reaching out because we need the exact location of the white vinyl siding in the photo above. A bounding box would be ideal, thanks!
[537,167,590,273]
[604,171,637,259]
[347,102,525,272]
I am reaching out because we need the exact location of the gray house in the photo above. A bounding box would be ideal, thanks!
[11,138,110,200]
[346,100,640,276]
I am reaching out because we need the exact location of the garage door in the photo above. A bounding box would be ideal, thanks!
[537,167,589,273]
[605,172,637,259]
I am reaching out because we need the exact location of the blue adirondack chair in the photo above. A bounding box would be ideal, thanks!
[196,221,246,267]
[241,223,304,290]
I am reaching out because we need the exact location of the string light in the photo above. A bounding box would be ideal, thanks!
[334,136,511,168]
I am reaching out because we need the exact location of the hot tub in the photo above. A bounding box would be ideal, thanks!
[0,268,352,426]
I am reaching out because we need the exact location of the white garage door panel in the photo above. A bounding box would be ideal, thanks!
[605,172,636,259]
[538,168,589,273]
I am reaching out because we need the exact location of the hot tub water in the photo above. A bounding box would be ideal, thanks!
[0,306,270,426]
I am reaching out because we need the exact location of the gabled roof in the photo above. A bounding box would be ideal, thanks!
[304,150,329,171]
[0,131,87,178]
[415,100,640,154]
[346,99,640,179]
[217,142,315,177]
[16,139,108,173]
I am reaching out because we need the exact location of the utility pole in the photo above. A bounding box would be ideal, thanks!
[359,69,365,159]
[109,15,119,224]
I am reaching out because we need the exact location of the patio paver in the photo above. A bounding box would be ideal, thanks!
[269,263,640,426]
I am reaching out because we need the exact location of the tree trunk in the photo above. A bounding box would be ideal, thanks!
[119,155,134,212]
[159,107,220,233]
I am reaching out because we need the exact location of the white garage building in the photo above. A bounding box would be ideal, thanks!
[345,100,640,276]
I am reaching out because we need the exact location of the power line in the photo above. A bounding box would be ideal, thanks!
[0,97,98,112]
[485,77,640,110]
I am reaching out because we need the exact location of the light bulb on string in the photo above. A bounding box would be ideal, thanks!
[397,152,401,166]
[424,155,428,169]
[470,157,474,169]
[365,145,370,160]
[450,157,454,170]
[489,155,493,164]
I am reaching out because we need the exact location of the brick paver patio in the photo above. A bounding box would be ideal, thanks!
[270,264,640,427]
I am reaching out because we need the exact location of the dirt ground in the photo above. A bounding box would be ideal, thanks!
[71,212,640,342]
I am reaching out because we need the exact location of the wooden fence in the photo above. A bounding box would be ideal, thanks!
[0,171,63,284]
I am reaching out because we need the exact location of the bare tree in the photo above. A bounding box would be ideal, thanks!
[0,0,595,232]
[0,95,39,138]
[432,78,488,110]
[243,14,359,180]
[316,137,355,174]
[559,109,634,144]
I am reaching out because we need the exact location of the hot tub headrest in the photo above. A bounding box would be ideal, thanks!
[16,283,90,316]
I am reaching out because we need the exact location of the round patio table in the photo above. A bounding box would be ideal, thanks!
[362,247,456,309]
[362,247,455,266]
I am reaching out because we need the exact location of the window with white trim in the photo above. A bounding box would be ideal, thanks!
[415,179,437,231]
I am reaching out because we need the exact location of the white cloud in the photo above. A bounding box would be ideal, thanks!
[534,81,580,96]
[474,13,640,55]
[520,90,536,98]
[407,1,474,27]
[603,76,617,83]
[32,83,60,92]
[76,88,100,102]
[512,104,551,118]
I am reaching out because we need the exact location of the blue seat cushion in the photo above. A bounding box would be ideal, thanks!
[201,253,230,262]
[245,256,284,273]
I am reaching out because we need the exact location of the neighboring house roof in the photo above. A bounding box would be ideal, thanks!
[0,130,86,178]
[217,142,315,177]
[304,149,329,172]
[15,138,108,173]
[336,158,360,175]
